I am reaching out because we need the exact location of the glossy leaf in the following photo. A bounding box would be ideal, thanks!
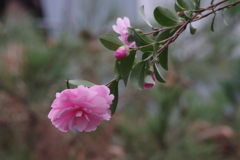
[175,0,190,12]
[108,80,119,115]
[130,61,147,90]
[142,52,152,60]
[138,5,153,28]
[154,63,166,83]
[158,47,168,70]
[157,29,171,42]
[154,6,180,27]
[99,33,124,51]
[221,9,228,26]
[191,0,201,10]
[66,79,70,89]
[123,74,129,87]
[115,50,137,79]
[190,23,197,35]
[184,11,192,19]
[211,0,215,5]
[153,43,159,59]
[131,28,154,52]
[68,79,96,88]
[211,14,216,32]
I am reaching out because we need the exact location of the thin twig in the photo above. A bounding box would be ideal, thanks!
[105,78,116,86]
[144,24,183,35]
[104,0,240,86]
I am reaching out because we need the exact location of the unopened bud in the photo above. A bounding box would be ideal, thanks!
[177,12,184,17]
[114,46,130,59]
[144,74,156,89]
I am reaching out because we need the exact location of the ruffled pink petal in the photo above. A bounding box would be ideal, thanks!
[75,116,88,132]
[68,117,76,130]
[48,108,62,119]
[52,115,72,132]
[90,85,114,105]
[101,109,111,120]
[57,107,76,119]
[84,115,101,132]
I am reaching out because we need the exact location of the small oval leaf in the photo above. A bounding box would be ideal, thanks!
[99,33,124,51]
[211,14,216,32]
[154,6,180,27]
[130,61,147,90]
[190,23,197,35]
[68,79,96,88]
[115,50,137,79]
[175,0,190,12]
[108,80,119,115]
[138,5,153,28]
[131,28,154,52]
[154,63,166,83]
[158,47,168,70]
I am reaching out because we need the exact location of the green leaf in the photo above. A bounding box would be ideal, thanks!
[99,33,124,51]
[135,29,155,43]
[211,14,216,32]
[68,79,96,88]
[154,63,166,83]
[184,11,192,19]
[158,47,168,70]
[108,80,119,115]
[154,6,180,27]
[138,5,153,28]
[211,0,215,5]
[221,9,228,26]
[175,0,190,12]
[66,79,70,89]
[142,52,152,60]
[153,43,159,59]
[191,0,201,10]
[122,74,129,87]
[157,29,171,42]
[190,23,197,35]
[131,28,154,52]
[115,50,137,79]
[130,61,147,90]
[134,58,141,66]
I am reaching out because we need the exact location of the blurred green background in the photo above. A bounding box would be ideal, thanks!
[0,0,240,160]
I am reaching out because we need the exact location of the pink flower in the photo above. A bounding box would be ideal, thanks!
[112,17,136,48]
[114,46,130,59]
[48,85,114,132]
[144,74,156,89]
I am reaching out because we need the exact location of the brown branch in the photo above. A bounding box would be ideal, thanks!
[105,0,240,86]
[144,24,183,35]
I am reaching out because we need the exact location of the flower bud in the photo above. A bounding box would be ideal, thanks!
[177,12,184,17]
[144,74,156,89]
[114,46,130,59]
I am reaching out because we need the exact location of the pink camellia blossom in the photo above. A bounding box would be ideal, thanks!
[112,17,136,48]
[144,74,156,89]
[114,46,130,59]
[48,85,114,132]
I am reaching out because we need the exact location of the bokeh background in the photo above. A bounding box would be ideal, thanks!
[0,0,240,160]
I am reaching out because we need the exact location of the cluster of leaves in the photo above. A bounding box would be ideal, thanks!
[66,0,240,115]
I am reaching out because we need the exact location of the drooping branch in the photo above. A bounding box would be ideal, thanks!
[105,0,240,86]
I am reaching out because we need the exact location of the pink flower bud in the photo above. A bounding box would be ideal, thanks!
[144,74,156,89]
[114,46,130,59]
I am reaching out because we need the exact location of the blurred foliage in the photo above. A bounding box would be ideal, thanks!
[1,1,240,160]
